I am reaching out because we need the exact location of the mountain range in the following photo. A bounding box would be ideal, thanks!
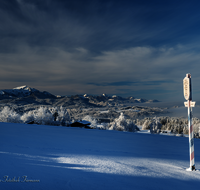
[0,85,159,107]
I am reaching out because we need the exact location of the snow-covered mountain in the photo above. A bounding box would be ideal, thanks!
[0,85,159,102]
[0,85,56,99]
[0,86,159,108]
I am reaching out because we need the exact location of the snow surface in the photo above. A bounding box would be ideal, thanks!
[0,122,200,190]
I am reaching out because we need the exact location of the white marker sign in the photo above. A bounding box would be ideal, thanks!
[183,76,190,100]
[184,101,196,107]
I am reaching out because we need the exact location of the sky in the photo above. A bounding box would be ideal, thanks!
[1,0,200,101]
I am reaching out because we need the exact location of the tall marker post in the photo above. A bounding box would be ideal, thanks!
[183,73,196,171]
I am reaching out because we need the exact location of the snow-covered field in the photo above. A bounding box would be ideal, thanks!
[0,122,200,190]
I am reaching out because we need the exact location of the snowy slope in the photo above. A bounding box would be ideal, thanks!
[0,123,200,190]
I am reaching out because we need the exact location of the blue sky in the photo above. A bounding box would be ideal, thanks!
[1,0,200,101]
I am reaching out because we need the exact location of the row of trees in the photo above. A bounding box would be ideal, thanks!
[141,116,200,137]
[0,106,200,137]
[0,106,139,132]
[83,113,139,132]
[0,106,71,126]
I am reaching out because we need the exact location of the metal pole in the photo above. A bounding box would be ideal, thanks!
[188,100,195,171]
[183,73,196,171]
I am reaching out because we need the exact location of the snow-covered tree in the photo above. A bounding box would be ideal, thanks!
[0,106,21,123]
[109,112,139,132]
[149,117,162,134]
[21,106,71,126]
[57,106,71,126]
[193,123,200,138]
[82,115,97,128]
[21,110,35,123]
[142,119,151,130]
[125,120,140,132]
[33,107,54,125]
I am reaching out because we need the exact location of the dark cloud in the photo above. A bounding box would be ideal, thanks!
[1,0,200,101]
[2,0,200,52]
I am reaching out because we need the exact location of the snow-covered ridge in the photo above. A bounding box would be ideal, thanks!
[0,85,54,98]
[13,85,37,92]
[0,85,38,97]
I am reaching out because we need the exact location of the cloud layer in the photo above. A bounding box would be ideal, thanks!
[1,0,200,101]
